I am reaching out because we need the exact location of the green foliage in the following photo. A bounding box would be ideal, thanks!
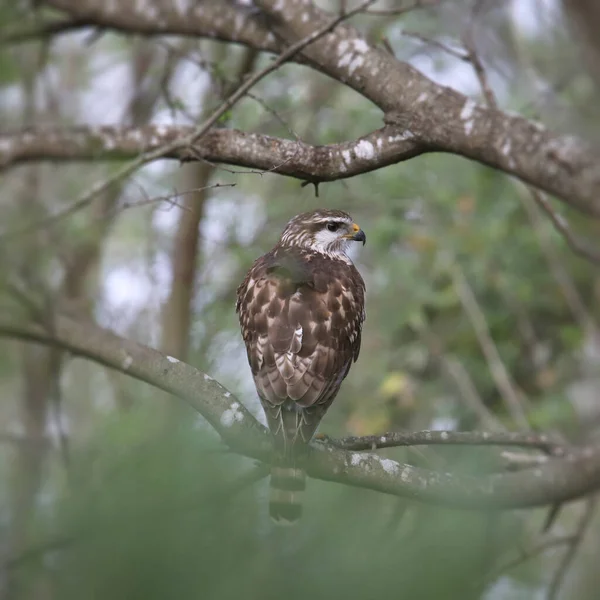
[10,411,522,600]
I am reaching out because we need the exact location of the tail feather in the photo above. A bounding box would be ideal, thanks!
[265,403,314,524]
[269,465,306,524]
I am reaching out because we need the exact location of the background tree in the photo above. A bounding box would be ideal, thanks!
[1,0,600,598]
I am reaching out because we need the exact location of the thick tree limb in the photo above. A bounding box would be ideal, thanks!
[33,0,600,216]
[0,126,422,181]
[2,314,600,510]
[42,0,281,53]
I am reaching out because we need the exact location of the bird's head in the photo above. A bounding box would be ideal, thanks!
[279,209,366,258]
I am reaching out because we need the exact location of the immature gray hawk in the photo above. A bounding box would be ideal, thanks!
[236,209,366,523]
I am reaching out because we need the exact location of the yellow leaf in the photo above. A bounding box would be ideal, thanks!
[407,233,436,252]
[457,195,476,214]
[347,409,391,436]
[379,372,409,398]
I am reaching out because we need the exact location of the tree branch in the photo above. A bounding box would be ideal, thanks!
[2,313,600,510]
[0,125,421,182]
[327,430,564,454]
[42,0,281,52]
[1,3,377,238]
[20,0,600,215]
[449,262,531,428]
[529,187,600,266]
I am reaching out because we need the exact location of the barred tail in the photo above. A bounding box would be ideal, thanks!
[269,463,306,524]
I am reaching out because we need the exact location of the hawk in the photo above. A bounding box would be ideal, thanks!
[236,209,366,523]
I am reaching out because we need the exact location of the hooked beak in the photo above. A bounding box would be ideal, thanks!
[348,222,366,245]
[352,229,366,245]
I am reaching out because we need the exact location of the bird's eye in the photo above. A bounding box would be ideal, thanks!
[327,222,339,232]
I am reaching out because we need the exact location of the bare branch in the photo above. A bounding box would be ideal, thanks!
[0,124,421,189]
[489,535,577,581]
[327,430,565,454]
[441,355,505,431]
[402,30,469,61]
[43,0,281,52]
[3,313,600,510]
[449,262,531,429]
[419,324,505,431]
[520,186,599,337]
[462,19,497,109]
[365,0,440,17]
[529,188,600,267]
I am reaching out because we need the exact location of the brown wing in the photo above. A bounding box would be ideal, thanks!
[236,248,365,443]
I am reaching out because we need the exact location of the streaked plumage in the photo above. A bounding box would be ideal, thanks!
[236,209,366,523]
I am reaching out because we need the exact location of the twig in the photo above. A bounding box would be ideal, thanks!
[119,182,236,213]
[529,188,600,267]
[546,496,597,600]
[421,204,530,429]
[0,0,376,240]
[245,92,301,141]
[462,18,497,109]
[520,187,598,337]
[490,535,576,581]
[366,0,440,17]
[418,324,504,431]
[450,263,531,429]
[158,41,300,140]
[402,30,469,61]
[441,354,505,431]
[325,430,564,454]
